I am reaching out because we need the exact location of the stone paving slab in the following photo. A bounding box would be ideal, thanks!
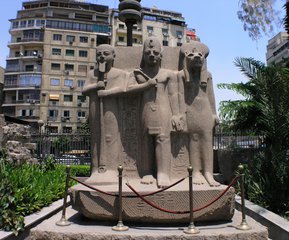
[29,206,268,240]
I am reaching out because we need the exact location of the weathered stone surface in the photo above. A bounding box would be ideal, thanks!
[29,207,268,240]
[0,123,38,164]
[70,181,235,223]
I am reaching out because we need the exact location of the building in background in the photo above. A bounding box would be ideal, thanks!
[266,32,289,65]
[110,6,193,47]
[3,0,198,133]
[0,67,4,112]
[4,0,110,133]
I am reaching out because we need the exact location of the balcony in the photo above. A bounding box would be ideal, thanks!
[3,99,40,106]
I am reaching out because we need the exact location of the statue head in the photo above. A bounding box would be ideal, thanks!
[180,42,209,70]
[142,36,162,67]
[96,44,116,72]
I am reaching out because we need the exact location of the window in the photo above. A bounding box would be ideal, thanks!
[118,36,124,42]
[177,42,182,47]
[52,48,61,55]
[21,109,33,117]
[79,50,87,58]
[20,74,41,87]
[47,126,58,133]
[79,36,88,43]
[48,109,58,117]
[147,26,153,32]
[176,30,183,38]
[51,63,61,70]
[12,21,19,29]
[77,80,85,88]
[62,127,72,133]
[119,24,125,29]
[64,79,73,87]
[53,34,62,41]
[162,40,168,46]
[20,21,27,28]
[50,78,60,86]
[36,19,45,27]
[65,64,74,71]
[28,20,34,27]
[162,28,168,34]
[63,110,70,118]
[66,35,75,43]
[77,111,86,118]
[65,49,75,56]
[63,95,73,102]
[133,38,138,44]
[25,65,34,72]
[77,95,86,103]
[78,65,87,73]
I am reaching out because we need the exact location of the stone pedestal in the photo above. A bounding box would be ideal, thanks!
[29,206,268,240]
[70,179,235,223]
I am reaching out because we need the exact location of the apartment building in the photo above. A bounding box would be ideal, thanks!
[4,1,196,133]
[0,67,4,111]
[266,32,289,65]
[110,6,189,47]
[4,0,110,133]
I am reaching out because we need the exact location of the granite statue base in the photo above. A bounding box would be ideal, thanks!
[29,206,268,240]
[70,179,235,223]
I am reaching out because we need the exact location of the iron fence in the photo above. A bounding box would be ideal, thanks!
[31,133,91,165]
[31,131,262,165]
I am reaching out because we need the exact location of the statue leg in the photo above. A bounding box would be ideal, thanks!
[140,132,155,185]
[202,131,220,187]
[155,133,171,188]
[189,132,206,185]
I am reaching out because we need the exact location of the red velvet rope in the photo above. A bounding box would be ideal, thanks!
[126,175,240,214]
[69,176,185,198]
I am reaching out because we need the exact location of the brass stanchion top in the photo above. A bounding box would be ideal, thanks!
[187,166,193,173]
[118,165,123,172]
[238,164,244,173]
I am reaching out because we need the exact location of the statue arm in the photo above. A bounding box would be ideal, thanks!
[177,72,186,116]
[207,72,219,125]
[97,87,124,97]
[126,72,157,93]
[169,72,186,131]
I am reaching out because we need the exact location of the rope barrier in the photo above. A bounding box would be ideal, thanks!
[126,175,240,214]
[70,176,186,198]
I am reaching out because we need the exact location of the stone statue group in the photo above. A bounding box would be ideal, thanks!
[83,36,220,188]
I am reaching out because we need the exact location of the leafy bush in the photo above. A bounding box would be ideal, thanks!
[0,155,75,234]
[70,165,90,177]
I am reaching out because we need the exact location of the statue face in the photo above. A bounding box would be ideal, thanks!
[96,48,115,65]
[185,51,204,69]
[143,47,162,66]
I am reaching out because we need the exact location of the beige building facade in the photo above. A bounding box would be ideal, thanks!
[266,32,289,65]
[4,0,110,133]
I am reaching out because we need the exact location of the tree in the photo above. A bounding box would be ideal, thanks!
[238,0,288,39]
[218,57,289,214]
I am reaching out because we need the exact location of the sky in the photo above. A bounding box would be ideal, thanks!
[0,0,286,113]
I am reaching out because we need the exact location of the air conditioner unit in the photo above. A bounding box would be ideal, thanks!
[64,70,69,75]
[61,117,66,122]
[70,85,74,90]
[77,102,82,107]
[148,30,153,34]
[177,35,183,39]
[107,32,111,36]
[26,99,30,103]
[41,92,46,96]
[31,100,36,104]
[69,40,73,45]
[163,33,168,37]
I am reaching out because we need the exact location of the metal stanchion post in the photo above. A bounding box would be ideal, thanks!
[236,164,251,230]
[184,166,200,234]
[112,165,129,231]
[56,165,71,226]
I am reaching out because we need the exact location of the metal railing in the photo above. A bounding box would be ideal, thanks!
[32,133,91,165]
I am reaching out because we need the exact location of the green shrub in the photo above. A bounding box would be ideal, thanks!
[70,165,90,177]
[0,156,76,234]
